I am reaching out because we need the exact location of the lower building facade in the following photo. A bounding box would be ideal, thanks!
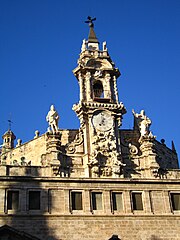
[0,176,180,240]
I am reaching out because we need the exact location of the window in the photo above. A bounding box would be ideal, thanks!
[7,190,19,210]
[29,191,40,210]
[93,81,104,98]
[92,192,102,210]
[112,192,123,211]
[132,192,143,210]
[170,193,180,211]
[71,192,82,210]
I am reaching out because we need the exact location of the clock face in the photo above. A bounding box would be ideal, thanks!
[92,111,113,131]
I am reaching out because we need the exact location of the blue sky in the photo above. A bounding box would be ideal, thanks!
[0,0,180,158]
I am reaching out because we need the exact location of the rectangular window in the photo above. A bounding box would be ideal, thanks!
[92,192,102,210]
[112,192,123,211]
[71,192,83,210]
[170,193,180,211]
[7,190,19,210]
[132,192,143,210]
[29,191,40,210]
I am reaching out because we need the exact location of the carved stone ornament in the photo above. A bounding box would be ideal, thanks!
[66,130,84,154]
[152,167,168,179]
[51,161,61,176]
[129,143,138,156]
[139,131,156,145]
[11,157,31,167]
[89,130,125,177]
[94,70,102,78]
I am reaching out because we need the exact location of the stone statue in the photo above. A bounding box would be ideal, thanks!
[81,39,87,52]
[132,109,152,136]
[103,41,107,51]
[46,105,60,134]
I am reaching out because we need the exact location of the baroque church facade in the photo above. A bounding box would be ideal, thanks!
[0,18,180,240]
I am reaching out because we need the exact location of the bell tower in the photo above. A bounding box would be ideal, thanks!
[73,17,126,178]
[2,130,16,153]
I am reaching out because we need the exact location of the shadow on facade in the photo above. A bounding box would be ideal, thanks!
[1,165,56,240]
[123,161,141,178]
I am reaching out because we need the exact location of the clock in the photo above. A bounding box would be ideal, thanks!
[92,111,113,131]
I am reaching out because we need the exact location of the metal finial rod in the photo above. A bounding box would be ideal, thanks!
[8,113,13,130]
[85,16,96,28]
[8,119,13,130]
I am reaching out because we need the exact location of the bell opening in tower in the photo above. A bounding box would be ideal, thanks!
[93,80,110,103]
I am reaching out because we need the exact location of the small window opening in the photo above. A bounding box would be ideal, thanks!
[7,190,19,210]
[71,192,83,210]
[132,192,143,210]
[171,193,180,210]
[112,192,123,211]
[29,191,40,210]
[92,192,102,210]
[93,81,104,98]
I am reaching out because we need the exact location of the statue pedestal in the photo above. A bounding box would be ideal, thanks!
[139,134,159,177]
[46,131,62,165]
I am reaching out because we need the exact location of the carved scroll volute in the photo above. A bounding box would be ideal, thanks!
[66,130,84,154]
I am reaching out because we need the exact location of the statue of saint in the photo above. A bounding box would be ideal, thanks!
[132,109,152,136]
[46,105,60,134]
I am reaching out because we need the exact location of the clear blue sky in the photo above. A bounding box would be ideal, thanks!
[0,0,180,158]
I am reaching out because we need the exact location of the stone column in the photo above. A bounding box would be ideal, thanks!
[86,71,92,101]
[113,76,119,103]
[104,73,111,99]
[79,73,84,102]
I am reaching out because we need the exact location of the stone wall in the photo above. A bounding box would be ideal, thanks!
[0,212,180,240]
[0,178,179,239]
[0,130,80,167]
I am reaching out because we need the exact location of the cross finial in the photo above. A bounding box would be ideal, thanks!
[85,16,96,28]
